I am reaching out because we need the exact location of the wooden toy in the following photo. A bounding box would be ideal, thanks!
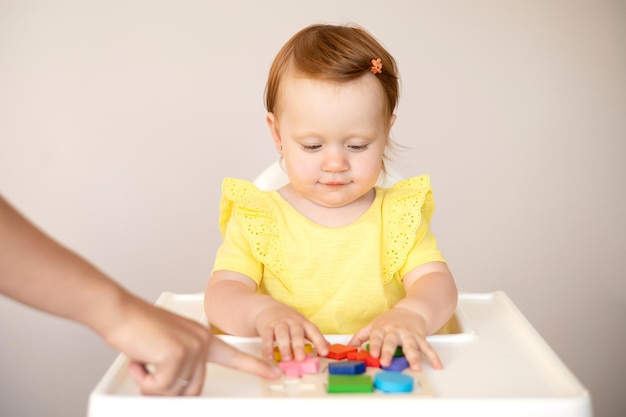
[381,355,409,372]
[365,343,404,357]
[324,343,358,360]
[273,343,314,362]
[327,374,373,393]
[328,360,366,375]
[278,357,320,377]
[347,349,381,367]
[374,371,414,393]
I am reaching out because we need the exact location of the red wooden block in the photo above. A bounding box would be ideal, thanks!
[347,349,380,368]
[365,355,381,368]
[325,343,358,360]
[347,350,369,361]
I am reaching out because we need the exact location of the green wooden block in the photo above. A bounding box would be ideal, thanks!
[365,343,404,357]
[393,346,404,357]
[327,374,373,393]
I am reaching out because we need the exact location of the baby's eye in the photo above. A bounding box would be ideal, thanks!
[302,144,322,151]
[348,144,368,151]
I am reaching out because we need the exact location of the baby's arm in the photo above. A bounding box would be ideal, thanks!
[349,261,457,370]
[204,270,329,362]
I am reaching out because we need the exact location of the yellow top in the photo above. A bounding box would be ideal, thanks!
[212,175,446,334]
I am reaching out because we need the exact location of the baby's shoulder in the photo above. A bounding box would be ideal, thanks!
[380,174,435,215]
[221,177,265,202]
[388,174,431,192]
[218,177,276,235]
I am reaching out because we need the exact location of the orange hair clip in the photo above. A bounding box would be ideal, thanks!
[370,58,383,74]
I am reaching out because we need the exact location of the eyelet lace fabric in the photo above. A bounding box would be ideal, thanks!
[381,175,434,284]
[220,178,289,291]
[218,175,434,291]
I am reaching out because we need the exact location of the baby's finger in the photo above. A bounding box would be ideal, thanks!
[303,323,329,357]
[348,325,370,348]
[397,337,422,371]
[365,328,385,359]
[417,337,443,370]
[260,329,276,361]
[379,331,401,367]
[288,325,307,361]
[273,323,294,361]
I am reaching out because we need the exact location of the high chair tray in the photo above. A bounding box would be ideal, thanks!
[88,291,592,417]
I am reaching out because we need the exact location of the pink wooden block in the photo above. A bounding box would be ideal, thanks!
[279,361,303,377]
[300,357,320,374]
[279,357,321,377]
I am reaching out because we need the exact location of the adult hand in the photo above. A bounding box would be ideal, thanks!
[0,195,281,396]
[106,295,281,396]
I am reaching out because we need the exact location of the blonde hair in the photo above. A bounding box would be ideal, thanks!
[264,23,400,121]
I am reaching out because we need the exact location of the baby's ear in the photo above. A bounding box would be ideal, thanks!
[386,114,397,145]
[266,112,282,151]
[389,113,397,129]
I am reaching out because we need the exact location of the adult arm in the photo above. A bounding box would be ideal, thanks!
[0,196,280,395]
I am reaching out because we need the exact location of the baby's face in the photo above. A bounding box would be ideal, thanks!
[267,73,394,209]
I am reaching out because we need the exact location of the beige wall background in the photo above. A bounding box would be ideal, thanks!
[1,1,624,416]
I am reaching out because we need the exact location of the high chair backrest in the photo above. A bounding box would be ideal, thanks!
[253,160,404,191]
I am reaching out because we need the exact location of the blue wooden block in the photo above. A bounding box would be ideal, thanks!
[374,371,414,393]
[381,355,409,372]
[328,360,367,375]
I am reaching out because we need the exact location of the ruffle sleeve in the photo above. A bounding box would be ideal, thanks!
[219,178,289,291]
[381,175,435,284]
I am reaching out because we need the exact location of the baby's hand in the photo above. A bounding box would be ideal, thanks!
[254,303,328,362]
[348,308,442,371]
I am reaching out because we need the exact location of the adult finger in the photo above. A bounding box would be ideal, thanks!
[179,356,207,396]
[207,336,281,379]
[127,360,184,396]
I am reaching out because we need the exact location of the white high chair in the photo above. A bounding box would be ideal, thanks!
[90,167,593,417]
[253,160,404,190]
